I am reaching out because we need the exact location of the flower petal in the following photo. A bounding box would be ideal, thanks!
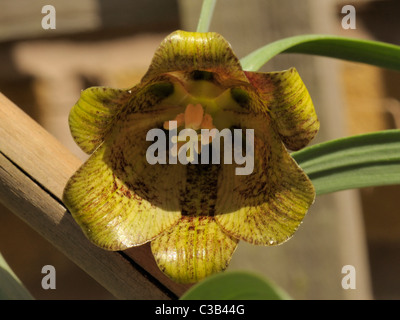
[151,216,238,284]
[62,134,184,250]
[214,116,315,246]
[69,86,133,154]
[142,30,248,85]
[63,83,186,250]
[151,164,237,283]
[245,68,319,150]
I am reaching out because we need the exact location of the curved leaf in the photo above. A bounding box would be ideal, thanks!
[292,130,400,195]
[240,34,400,72]
[180,271,291,300]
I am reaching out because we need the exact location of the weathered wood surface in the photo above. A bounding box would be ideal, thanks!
[0,93,190,299]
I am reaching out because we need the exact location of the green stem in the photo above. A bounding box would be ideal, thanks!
[196,0,217,32]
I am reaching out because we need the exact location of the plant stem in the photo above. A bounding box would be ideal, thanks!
[196,0,217,32]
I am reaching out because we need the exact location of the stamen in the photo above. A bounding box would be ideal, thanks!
[184,104,204,130]
[164,103,217,161]
[200,113,214,130]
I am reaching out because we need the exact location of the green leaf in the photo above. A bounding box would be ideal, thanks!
[292,130,400,196]
[240,34,400,72]
[180,271,291,300]
[196,0,217,33]
[0,252,34,300]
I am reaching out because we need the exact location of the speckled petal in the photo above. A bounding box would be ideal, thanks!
[214,114,315,246]
[245,68,319,151]
[63,144,182,250]
[142,30,248,85]
[151,216,238,284]
[69,86,134,154]
[63,82,185,250]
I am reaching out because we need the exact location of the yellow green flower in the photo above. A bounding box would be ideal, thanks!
[62,30,319,284]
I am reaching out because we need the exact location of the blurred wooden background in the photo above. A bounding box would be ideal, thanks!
[0,0,399,299]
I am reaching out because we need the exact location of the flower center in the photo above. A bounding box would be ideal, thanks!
[163,104,216,162]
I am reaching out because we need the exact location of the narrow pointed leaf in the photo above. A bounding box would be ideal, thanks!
[240,34,400,72]
[293,130,400,195]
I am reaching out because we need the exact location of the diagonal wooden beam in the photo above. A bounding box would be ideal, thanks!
[0,93,190,299]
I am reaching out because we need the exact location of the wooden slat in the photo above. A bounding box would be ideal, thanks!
[0,93,190,298]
